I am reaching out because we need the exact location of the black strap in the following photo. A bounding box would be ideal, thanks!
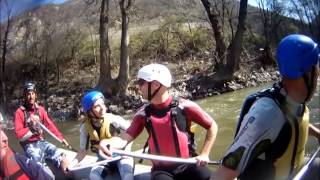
[6,169,25,180]
[0,168,4,178]
[142,97,195,158]
[170,109,181,157]
[146,117,161,155]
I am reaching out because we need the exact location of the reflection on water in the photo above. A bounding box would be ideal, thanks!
[6,82,320,167]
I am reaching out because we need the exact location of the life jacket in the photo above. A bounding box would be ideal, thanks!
[142,96,197,160]
[20,105,42,133]
[0,149,30,180]
[84,114,122,153]
[235,83,309,179]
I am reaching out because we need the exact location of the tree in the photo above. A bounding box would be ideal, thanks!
[96,0,133,99]
[200,0,248,81]
[200,0,227,64]
[0,0,13,112]
[117,0,133,97]
[224,0,248,76]
[256,0,285,66]
[289,0,320,41]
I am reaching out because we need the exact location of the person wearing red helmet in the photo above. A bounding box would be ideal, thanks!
[68,91,134,180]
[14,82,70,175]
[99,63,218,180]
[210,34,320,180]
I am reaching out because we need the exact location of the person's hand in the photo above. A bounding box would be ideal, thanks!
[195,154,210,166]
[29,120,43,135]
[99,139,113,159]
[59,153,73,177]
[62,139,70,147]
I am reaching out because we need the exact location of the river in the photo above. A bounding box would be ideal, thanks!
[5,82,320,168]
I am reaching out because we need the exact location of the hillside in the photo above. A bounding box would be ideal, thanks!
[0,0,289,124]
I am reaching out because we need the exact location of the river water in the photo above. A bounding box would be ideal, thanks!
[5,82,320,168]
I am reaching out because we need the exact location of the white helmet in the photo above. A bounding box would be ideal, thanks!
[137,64,172,87]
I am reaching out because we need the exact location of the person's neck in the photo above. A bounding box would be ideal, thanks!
[281,78,307,103]
[25,102,36,110]
[151,91,170,105]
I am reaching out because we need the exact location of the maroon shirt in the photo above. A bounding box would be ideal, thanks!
[127,96,213,167]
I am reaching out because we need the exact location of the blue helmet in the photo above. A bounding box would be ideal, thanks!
[277,34,319,79]
[81,91,105,112]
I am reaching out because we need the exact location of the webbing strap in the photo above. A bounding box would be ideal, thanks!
[170,109,181,157]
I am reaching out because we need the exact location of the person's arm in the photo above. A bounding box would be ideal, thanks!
[197,120,218,166]
[183,99,218,165]
[15,153,54,180]
[69,149,87,167]
[14,109,33,142]
[40,107,70,145]
[210,165,239,180]
[99,133,134,158]
[69,124,88,167]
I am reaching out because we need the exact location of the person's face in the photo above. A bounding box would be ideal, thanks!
[137,79,160,100]
[0,129,9,160]
[24,90,37,105]
[91,98,106,119]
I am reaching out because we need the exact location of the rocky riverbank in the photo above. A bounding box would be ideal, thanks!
[2,62,279,129]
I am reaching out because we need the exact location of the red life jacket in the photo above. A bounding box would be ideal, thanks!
[0,149,30,180]
[142,97,197,161]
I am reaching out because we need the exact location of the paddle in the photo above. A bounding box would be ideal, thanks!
[111,149,221,165]
[67,156,122,171]
[293,146,320,180]
[35,119,78,152]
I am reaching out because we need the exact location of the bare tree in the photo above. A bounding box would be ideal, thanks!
[0,0,13,112]
[200,0,248,81]
[289,0,320,40]
[224,0,248,76]
[200,0,227,63]
[256,0,285,66]
[117,0,133,97]
[94,0,134,99]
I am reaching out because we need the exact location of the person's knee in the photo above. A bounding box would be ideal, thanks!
[90,166,108,180]
[25,147,42,162]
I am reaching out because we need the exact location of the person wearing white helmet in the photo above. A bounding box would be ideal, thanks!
[99,63,218,180]
[210,34,320,180]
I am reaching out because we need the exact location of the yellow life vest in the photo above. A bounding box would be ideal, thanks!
[84,114,114,152]
[274,106,309,179]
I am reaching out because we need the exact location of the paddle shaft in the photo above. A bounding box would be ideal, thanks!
[67,156,121,171]
[35,120,78,152]
[293,146,320,180]
[112,149,221,165]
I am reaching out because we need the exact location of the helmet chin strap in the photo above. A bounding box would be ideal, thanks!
[147,82,162,102]
[302,66,316,102]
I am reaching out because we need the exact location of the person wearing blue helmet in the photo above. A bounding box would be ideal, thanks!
[210,34,320,180]
[68,91,134,180]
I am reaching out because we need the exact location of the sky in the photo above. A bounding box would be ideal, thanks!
[1,0,259,23]
[248,0,259,7]
[0,0,67,22]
